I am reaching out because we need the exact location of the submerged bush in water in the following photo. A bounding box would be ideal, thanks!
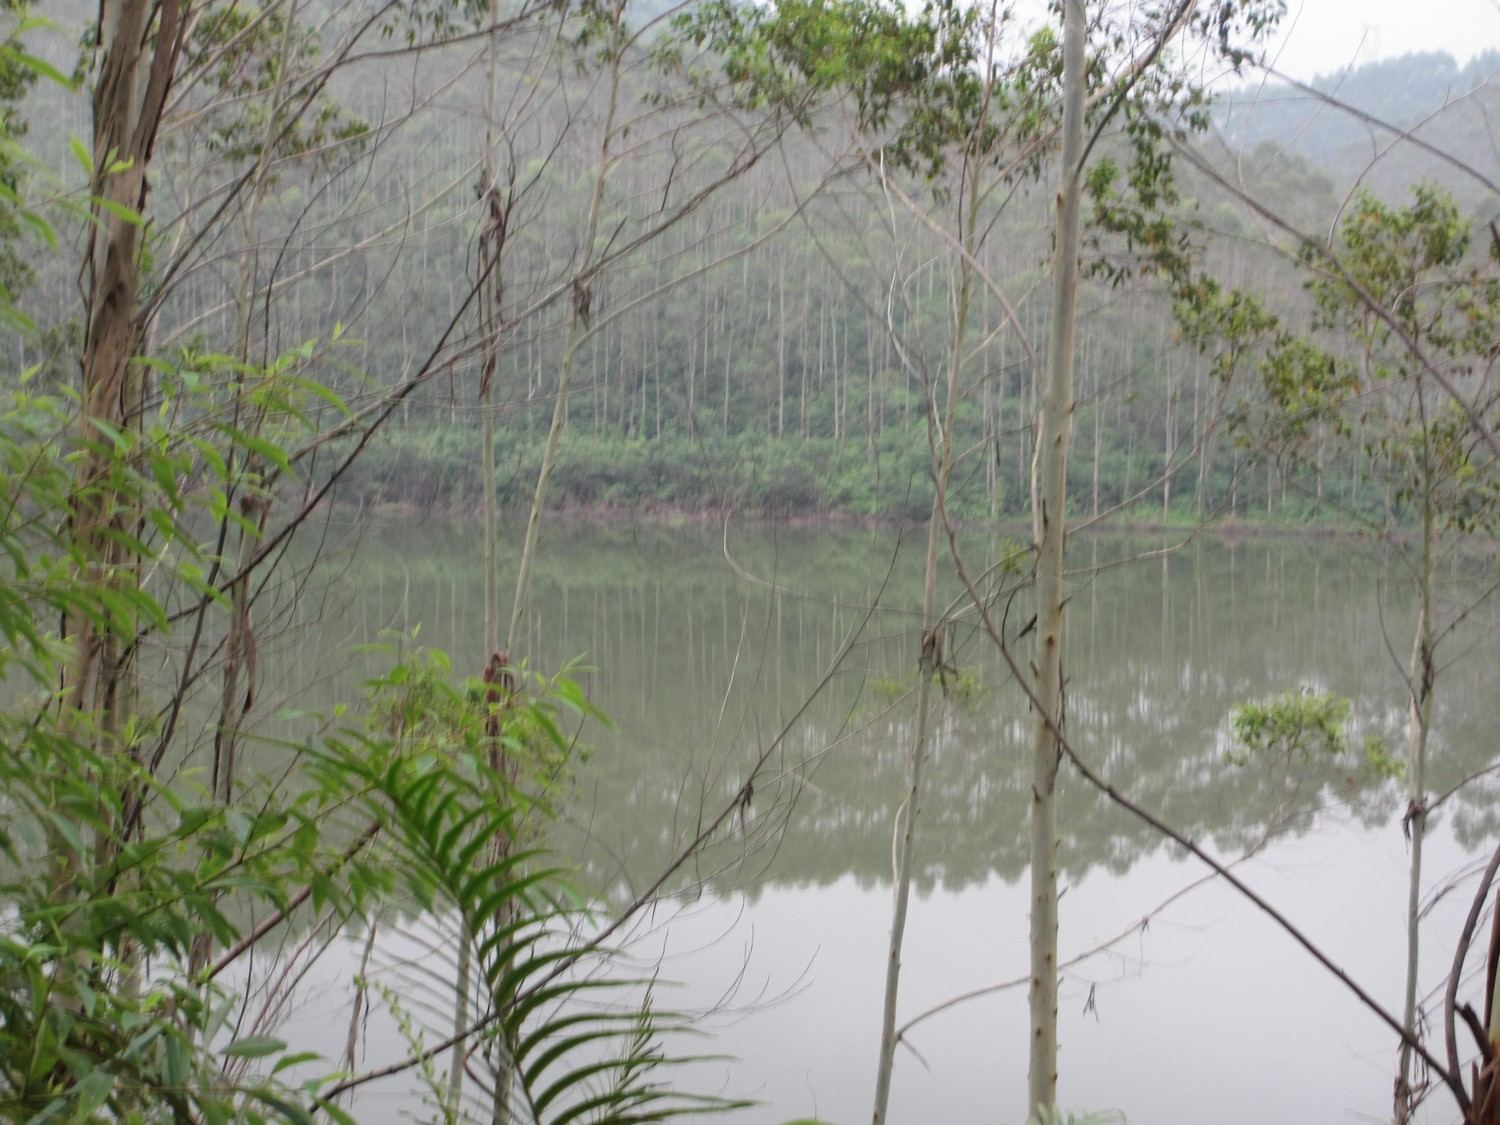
[1229,689,1351,762]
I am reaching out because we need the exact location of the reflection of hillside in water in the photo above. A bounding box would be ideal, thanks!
[256,522,1500,899]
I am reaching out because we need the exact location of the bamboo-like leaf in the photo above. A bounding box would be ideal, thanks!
[14,51,70,87]
[89,194,143,225]
[220,1035,287,1059]
[69,136,92,175]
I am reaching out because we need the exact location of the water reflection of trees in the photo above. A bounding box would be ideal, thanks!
[261,522,1499,897]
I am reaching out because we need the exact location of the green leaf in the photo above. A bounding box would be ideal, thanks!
[17,209,57,249]
[71,1069,113,1117]
[310,1098,358,1125]
[220,1035,287,1059]
[90,195,143,225]
[215,424,294,476]
[14,51,71,87]
[164,1033,188,1089]
[271,1050,324,1074]
[69,136,92,176]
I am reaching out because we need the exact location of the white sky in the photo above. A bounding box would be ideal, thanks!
[1253,0,1499,80]
[999,1,1500,86]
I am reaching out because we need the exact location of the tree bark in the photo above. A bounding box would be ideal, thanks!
[449,0,508,1110]
[508,3,622,652]
[1395,423,1436,1125]
[871,158,978,1125]
[1028,0,1085,1115]
[71,0,187,878]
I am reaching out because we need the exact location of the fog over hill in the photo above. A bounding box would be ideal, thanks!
[1216,50,1500,212]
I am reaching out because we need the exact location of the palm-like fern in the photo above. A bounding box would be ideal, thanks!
[0,634,739,1122]
[313,652,742,1124]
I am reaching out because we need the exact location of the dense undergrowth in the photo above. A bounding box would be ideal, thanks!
[338,425,1392,529]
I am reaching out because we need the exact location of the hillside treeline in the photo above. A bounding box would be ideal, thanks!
[17,22,1500,525]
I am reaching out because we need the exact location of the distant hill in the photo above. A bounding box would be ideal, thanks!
[1215,51,1500,215]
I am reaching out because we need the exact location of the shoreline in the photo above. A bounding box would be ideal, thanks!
[318,494,1454,545]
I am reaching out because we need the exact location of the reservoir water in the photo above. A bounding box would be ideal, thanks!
[261,519,1499,1124]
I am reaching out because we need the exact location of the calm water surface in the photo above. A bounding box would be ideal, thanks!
[264,519,1499,1124]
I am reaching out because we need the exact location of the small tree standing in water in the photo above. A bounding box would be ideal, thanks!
[1301,190,1499,1124]
[1189,186,1500,1121]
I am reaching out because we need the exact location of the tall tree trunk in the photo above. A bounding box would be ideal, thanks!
[450,1,509,1110]
[722,312,732,435]
[72,0,186,874]
[213,0,298,836]
[508,2,622,652]
[1163,353,1174,518]
[687,337,696,436]
[871,158,979,1125]
[1028,0,1085,1115]
[777,259,787,438]
[1394,424,1436,1125]
[1091,363,1101,520]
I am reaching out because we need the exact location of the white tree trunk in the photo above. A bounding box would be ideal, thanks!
[508,7,622,652]
[872,160,979,1125]
[1394,479,1435,1125]
[1028,0,1086,1116]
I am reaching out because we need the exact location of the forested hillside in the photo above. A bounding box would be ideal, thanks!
[1217,51,1500,210]
[16,25,1499,526]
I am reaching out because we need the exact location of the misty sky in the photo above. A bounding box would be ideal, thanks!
[1264,0,1498,79]
[1000,0,1500,86]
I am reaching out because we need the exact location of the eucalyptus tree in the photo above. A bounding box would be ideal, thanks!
[69,0,189,830]
[1109,81,1500,1107]
[1025,2,1083,1111]
[1203,186,1499,1122]
[498,0,871,652]
[842,0,1292,1116]
[63,0,498,865]
[683,0,1287,1116]
[1322,195,1500,1125]
[889,0,1288,1114]
[650,4,1055,1119]
[840,24,1063,1125]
